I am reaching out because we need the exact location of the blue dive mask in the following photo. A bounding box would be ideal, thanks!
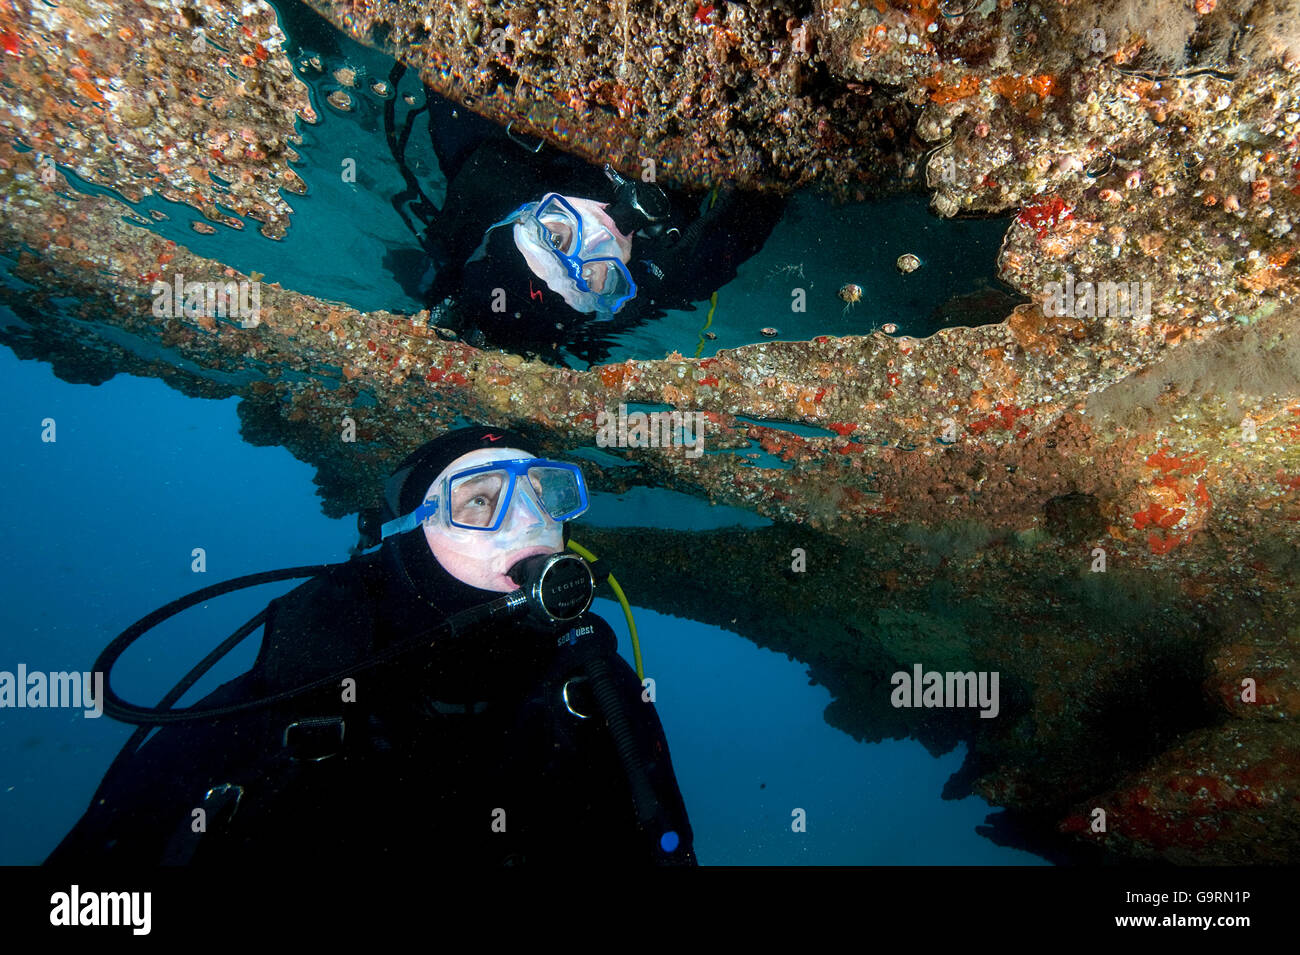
[382,458,589,540]
[477,194,638,317]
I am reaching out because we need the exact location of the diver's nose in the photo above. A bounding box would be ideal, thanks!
[583,261,609,293]
[505,489,547,530]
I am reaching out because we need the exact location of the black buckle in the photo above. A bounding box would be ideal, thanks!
[282,717,346,762]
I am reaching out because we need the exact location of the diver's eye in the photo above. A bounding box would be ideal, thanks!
[543,220,573,252]
[450,478,503,526]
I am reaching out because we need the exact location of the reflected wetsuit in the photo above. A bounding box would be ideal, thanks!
[47,552,696,867]
[414,94,786,363]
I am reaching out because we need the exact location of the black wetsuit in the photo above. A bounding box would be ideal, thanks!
[46,552,697,866]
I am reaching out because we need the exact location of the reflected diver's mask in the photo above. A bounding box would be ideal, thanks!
[381,455,590,551]
[477,193,638,319]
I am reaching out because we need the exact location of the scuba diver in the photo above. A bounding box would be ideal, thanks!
[395,89,787,364]
[46,426,697,867]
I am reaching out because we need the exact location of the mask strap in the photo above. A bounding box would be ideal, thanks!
[466,203,535,264]
[381,500,439,540]
[381,464,439,540]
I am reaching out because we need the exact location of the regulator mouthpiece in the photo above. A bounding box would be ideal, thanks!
[508,552,595,626]
[443,552,595,636]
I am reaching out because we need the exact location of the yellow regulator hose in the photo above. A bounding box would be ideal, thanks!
[567,539,644,682]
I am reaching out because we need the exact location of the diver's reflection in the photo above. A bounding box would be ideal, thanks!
[407,92,786,366]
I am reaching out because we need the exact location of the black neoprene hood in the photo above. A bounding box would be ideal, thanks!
[459,225,566,326]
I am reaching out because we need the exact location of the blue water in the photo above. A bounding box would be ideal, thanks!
[604,188,1015,361]
[0,347,1042,864]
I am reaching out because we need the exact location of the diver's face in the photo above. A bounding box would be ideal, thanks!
[550,197,633,255]
[421,448,563,593]
[514,195,635,311]
[537,196,633,292]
